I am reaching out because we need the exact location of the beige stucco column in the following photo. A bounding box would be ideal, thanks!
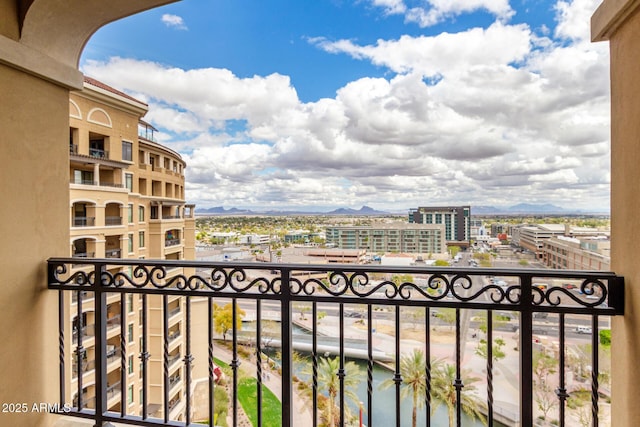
[0,1,179,425]
[593,1,640,426]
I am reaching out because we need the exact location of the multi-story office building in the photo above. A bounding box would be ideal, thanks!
[490,223,508,236]
[512,224,608,260]
[542,236,611,271]
[66,77,196,420]
[408,206,471,246]
[325,223,446,254]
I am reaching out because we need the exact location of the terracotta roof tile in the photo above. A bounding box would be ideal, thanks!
[83,76,147,106]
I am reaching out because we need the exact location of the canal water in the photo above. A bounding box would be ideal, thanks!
[350,360,492,427]
[242,322,503,427]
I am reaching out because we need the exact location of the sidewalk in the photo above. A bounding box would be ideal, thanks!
[213,343,314,427]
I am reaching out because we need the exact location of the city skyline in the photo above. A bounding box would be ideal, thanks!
[81,0,610,212]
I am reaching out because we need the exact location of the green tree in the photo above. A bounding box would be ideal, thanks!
[317,311,327,324]
[391,274,414,286]
[303,356,363,427]
[532,350,557,419]
[436,308,457,331]
[294,303,310,320]
[600,329,611,348]
[567,388,592,427]
[434,259,450,266]
[449,246,461,258]
[213,302,245,341]
[473,312,508,363]
[431,359,487,427]
[379,349,427,427]
[474,337,506,363]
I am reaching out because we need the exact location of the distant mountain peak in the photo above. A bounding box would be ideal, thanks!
[326,206,388,215]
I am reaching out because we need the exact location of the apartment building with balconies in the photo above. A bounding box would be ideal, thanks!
[326,222,446,254]
[408,205,471,247]
[66,77,197,421]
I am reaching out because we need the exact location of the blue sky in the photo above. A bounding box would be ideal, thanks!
[81,0,611,212]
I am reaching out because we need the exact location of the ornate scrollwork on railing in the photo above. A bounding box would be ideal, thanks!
[396,274,449,300]
[193,267,279,295]
[542,279,608,308]
[51,263,93,287]
[48,259,619,313]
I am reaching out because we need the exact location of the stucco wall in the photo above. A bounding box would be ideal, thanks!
[609,5,640,426]
[0,62,68,426]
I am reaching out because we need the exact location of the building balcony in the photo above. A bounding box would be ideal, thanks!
[162,215,182,220]
[48,257,623,426]
[89,148,109,159]
[106,314,121,330]
[72,216,95,227]
[164,238,181,247]
[72,252,95,259]
[105,216,123,226]
[105,248,121,259]
[72,322,96,340]
[71,290,93,304]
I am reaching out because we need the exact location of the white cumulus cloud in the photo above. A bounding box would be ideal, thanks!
[161,14,188,30]
[81,0,611,211]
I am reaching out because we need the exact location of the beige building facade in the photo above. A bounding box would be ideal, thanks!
[326,222,446,254]
[65,77,197,420]
[542,236,611,271]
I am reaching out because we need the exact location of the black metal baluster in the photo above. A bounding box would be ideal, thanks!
[208,297,214,427]
[74,287,84,410]
[556,313,568,426]
[163,295,169,423]
[338,303,345,427]
[487,309,494,426]
[426,306,431,426]
[454,308,463,427]
[367,304,373,427]
[256,299,263,427]
[59,288,65,409]
[94,263,107,425]
[231,297,239,427]
[184,296,193,425]
[140,294,149,420]
[120,293,127,418]
[520,275,534,427]
[280,267,293,427]
[592,315,599,427]
[312,301,318,427]
[394,305,401,427]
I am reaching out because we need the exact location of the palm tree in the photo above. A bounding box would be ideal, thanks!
[431,359,487,427]
[380,349,427,427]
[304,356,363,427]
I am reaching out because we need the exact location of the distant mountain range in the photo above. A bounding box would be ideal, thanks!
[472,203,608,215]
[196,205,391,216]
[473,203,567,214]
[196,203,608,216]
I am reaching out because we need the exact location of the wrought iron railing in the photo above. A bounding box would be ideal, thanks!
[48,258,624,427]
[89,148,109,159]
[164,239,181,247]
[105,249,121,259]
[105,216,123,226]
[72,216,95,227]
